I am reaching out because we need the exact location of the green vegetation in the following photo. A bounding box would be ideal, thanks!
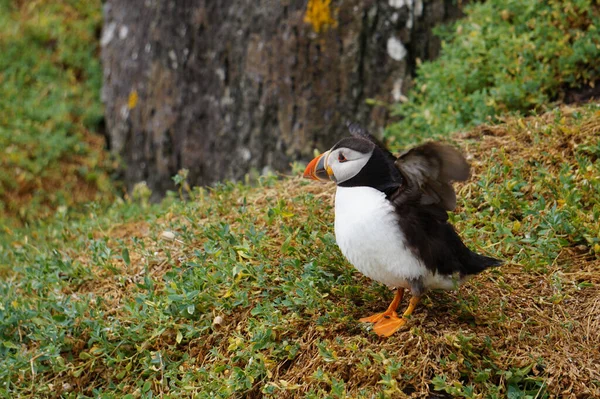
[388,0,600,143]
[0,0,113,227]
[1,0,600,397]
[1,106,599,397]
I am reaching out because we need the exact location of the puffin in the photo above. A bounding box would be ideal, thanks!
[303,124,502,337]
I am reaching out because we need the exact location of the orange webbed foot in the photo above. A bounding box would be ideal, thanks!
[359,289,404,324]
[360,294,421,337]
[373,314,408,337]
[359,310,399,324]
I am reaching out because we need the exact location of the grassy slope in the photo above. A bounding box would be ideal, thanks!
[387,0,600,144]
[1,105,599,398]
[0,0,112,227]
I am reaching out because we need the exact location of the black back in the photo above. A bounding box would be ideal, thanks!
[394,203,502,277]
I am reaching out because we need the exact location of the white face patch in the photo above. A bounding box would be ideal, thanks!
[326,147,373,184]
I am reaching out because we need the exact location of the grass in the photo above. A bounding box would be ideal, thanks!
[387,0,600,144]
[0,0,113,228]
[1,105,599,397]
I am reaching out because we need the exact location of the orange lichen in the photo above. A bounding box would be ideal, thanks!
[128,89,139,110]
[304,0,338,33]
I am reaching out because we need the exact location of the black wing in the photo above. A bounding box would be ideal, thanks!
[390,142,470,212]
[389,142,502,276]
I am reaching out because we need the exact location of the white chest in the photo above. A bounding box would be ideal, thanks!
[334,186,428,288]
[334,186,463,292]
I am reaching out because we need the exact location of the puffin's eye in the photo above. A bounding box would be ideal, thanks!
[338,153,347,162]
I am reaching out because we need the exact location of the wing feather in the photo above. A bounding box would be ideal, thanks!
[391,142,469,211]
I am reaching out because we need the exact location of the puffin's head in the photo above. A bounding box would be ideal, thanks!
[303,127,402,193]
[303,137,374,184]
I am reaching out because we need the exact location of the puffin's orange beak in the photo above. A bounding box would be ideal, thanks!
[303,150,332,181]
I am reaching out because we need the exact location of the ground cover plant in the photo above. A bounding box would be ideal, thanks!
[0,0,112,227]
[2,0,600,397]
[1,105,599,397]
[388,0,600,143]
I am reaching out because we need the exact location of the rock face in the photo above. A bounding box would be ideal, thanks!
[101,0,464,197]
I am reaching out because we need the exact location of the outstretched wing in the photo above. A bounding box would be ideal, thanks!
[390,142,501,276]
[390,142,470,212]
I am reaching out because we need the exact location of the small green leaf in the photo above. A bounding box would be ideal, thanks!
[122,247,131,265]
[142,380,152,393]
[2,341,19,350]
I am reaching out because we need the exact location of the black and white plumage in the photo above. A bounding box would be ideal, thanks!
[303,124,502,336]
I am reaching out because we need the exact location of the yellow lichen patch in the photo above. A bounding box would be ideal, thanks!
[304,0,337,33]
[128,89,139,110]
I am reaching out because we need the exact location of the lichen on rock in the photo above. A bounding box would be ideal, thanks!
[304,0,337,33]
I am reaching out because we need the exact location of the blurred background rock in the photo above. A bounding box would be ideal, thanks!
[101,0,464,199]
[1,0,598,224]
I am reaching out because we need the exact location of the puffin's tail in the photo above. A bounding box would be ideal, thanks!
[464,251,503,275]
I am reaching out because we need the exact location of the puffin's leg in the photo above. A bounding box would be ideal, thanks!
[372,296,421,337]
[359,289,404,324]
[401,296,421,318]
